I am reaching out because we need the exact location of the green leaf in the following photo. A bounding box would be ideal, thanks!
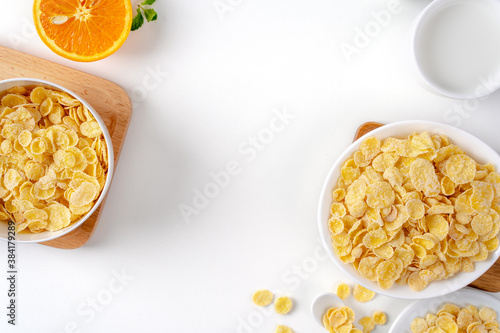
[131,7,144,31]
[143,8,158,22]
[141,0,156,5]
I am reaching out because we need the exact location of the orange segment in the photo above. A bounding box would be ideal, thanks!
[33,0,132,62]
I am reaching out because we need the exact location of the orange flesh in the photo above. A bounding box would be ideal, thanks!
[34,0,132,61]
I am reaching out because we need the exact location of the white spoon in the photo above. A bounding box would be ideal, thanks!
[311,293,345,327]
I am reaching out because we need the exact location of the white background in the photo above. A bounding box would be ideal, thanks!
[1,0,500,332]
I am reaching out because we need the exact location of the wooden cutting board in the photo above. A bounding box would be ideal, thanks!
[0,45,132,249]
[354,121,500,292]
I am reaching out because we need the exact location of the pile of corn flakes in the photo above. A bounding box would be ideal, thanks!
[411,303,499,333]
[328,132,500,291]
[322,305,387,333]
[323,305,359,333]
[0,85,108,233]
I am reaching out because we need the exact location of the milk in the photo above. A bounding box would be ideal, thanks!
[414,0,500,97]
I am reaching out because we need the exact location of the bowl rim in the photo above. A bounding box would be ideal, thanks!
[317,120,500,299]
[0,77,114,243]
[412,0,500,99]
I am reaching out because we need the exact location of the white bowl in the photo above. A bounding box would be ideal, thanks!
[0,78,114,243]
[388,287,500,333]
[318,120,500,299]
[413,0,500,99]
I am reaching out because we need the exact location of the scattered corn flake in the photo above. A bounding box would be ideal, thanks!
[274,296,292,315]
[359,316,376,333]
[372,311,387,325]
[274,325,293,333]
[353,285,375,303]
[336,283,351,300]
[252,289,273,306]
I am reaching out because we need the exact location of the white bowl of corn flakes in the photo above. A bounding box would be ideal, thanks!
[0,78,113,243]
[388,287,500,332]
[318,120,500,299]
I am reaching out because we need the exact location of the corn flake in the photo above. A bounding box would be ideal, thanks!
[360,137,381,160]
[366,181,395,209]
[80,121,102,138]
[329,217,345,235]
[359,316,376,333]
[45,203,71,231]
[411,317,429,333]
[333,188,346,202]
[336,283,350,300]
[331,202,347,218]
[252,289,273,306]
[274,325,293,333]
[478,307,497,322]
[353,285,375,303]
[408,271,428,292]
[426,215,449,241]
[410,158,440,197]
[372,311,387,325]
[471,181,494,214]
[329,308,348,328]
[445,154,476,185]
[274,296,292,315]
[358,257,382,281]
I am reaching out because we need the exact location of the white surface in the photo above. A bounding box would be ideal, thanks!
[0,0,499,332]
[388,287,500,333]
[318,120,500,299]
[413,0,500,99]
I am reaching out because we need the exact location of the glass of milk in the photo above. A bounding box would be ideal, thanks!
[413,0,500,99]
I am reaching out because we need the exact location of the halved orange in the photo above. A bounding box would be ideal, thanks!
[33,0,133,62]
